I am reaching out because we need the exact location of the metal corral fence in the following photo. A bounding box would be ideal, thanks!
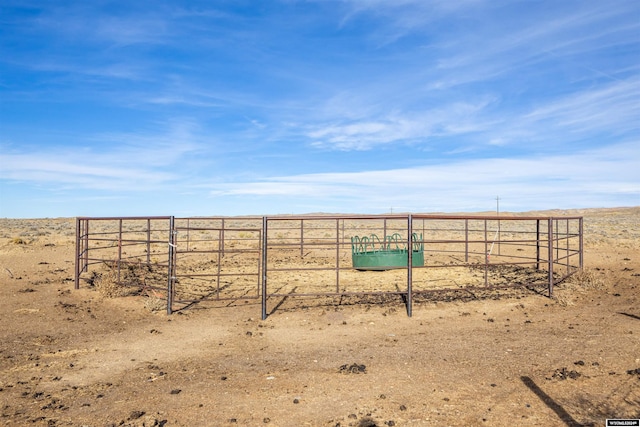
[75,214,583,318]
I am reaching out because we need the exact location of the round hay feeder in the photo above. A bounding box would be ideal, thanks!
[351,233,424,271]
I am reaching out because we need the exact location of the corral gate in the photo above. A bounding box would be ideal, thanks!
[75,214,583,319]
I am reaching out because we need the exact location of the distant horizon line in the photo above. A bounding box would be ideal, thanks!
[3,205,638,220]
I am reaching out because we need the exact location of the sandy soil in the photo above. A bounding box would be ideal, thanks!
[0,207,639,427]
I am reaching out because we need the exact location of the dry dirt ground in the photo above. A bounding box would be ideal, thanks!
[0,208,639,427]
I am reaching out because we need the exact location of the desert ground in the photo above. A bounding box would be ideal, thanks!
[0,207,638,427]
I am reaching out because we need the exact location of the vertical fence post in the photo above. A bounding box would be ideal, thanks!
[536,219,541,270]
[83,220,89,273]
[146,218,151,264]
[117,219,123,284]
[256,226,262,299]
[465,218,469,263]
[383,218,388,240]
[407,214,413,317]
[335,218,340,294]
[555,219,559,262]
[484,219,488,287]
[579,217,584,270]
[548,218,554,297]
[565,219,570,275]
[261,216,268,320]
[184,218,189,252]
[216,222,223,300]
[75,218,81,290]
[419,220,425,254]
[221,218,225,258]
[167,216,175,315]
[300,219,304,259]
[497,214,501,256]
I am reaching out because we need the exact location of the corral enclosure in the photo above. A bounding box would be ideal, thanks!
[75,214,583,318]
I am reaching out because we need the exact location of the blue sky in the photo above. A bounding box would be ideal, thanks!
[1,0,639,218]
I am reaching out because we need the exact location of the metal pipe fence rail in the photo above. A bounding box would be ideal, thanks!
[75,214,583,318]
[75,217,172,293]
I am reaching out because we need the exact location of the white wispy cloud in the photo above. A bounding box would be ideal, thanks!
[302,94,497,151]
[0,152,175,191]
[300,69,639,152]
[337,0,488,46]
[207,141,640,212]
[521,78,640,133]
[0,120,205,191]
[30,4,172,47]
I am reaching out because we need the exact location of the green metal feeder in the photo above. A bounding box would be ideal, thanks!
[351,233,424,271]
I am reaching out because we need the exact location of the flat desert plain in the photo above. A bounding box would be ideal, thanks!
[0,207,638,427]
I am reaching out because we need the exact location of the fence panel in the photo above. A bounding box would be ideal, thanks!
[168,217,262,312]
[75,217,172,297]
[75,214,583,318]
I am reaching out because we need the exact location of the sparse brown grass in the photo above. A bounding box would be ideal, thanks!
[93,263,126,298]
[93,262,143,298]
[567,267,607,290]
[144,295,166,312]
